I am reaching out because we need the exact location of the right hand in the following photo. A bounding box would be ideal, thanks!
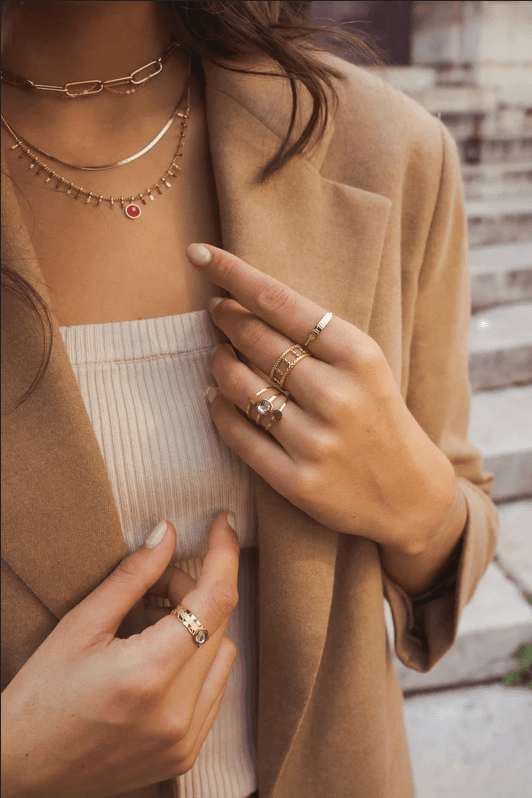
[1,512,240,798]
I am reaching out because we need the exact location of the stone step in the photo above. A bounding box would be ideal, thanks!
[468,301,532,391]
[461,160,532,200]
[469,384,532,503]
[465,195,532,247]
[456,132,532,167]
[384,560,532,691]
[403,684,532,798]
[495,498,532,598]
[469,242,532,311]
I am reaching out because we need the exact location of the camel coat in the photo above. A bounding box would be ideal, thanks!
[1,53,499,798]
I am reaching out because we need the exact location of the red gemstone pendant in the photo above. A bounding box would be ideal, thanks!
[125,203,142,219]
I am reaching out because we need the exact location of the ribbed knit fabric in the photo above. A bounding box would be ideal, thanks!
[59,310,258,798]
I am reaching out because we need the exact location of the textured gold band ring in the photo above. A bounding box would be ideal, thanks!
[269,344,311,389]
[303,311,333,348]
[170,604,209,647]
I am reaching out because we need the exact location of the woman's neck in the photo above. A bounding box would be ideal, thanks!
[2,1,171,84]
[0,1,194,159]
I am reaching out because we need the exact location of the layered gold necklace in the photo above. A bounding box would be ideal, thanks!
[0,43,191,220]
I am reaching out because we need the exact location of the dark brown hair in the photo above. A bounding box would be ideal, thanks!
[2,0,379,413]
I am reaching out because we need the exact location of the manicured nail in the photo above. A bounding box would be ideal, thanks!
[208,296,223,313]
[145,519,168,548]
[226,511,237,531]
[187,243,212,265]
[211,342,224,354]
[206,386,218,404]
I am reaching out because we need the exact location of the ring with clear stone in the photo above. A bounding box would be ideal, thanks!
[246,387,288,430]
[170,604,210,647]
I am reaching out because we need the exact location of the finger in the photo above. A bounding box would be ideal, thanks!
[64,520,178,639]
[210,343,318,455]
[207,388,300,494]
[209,300,337,411]
[172,684,227,778]
[174,636,236,768]
[148,564,196,603]
[186,242,356,366]
[145,513,241,674]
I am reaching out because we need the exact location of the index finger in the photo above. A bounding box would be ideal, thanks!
[186,242,354,365]
[145,512,240,674]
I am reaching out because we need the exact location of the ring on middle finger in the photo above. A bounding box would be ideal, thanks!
[269,344,311,390]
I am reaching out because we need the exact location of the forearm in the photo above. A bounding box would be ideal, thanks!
[379,478,468,598]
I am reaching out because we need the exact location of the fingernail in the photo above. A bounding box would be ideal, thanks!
[206,386,218,404]
[145,519,168,548]
[187,243,212,265]
[208,296,223,313]
[226,511,237,531]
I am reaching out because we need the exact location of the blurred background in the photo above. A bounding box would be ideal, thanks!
[309,2,532,796]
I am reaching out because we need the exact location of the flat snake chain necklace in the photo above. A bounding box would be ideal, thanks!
[0,54,191,220]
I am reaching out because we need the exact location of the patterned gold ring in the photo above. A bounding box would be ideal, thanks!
[269,344,311,389]
[303,312,333,348]
[170,604,209,647]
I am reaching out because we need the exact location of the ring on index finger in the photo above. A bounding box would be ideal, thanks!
[170,604,209,647]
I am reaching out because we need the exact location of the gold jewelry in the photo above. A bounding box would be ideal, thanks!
[170,604,209,647]
[269,344,311,389]
[246,387,286,428]
[0,42,179,97]
[1,59,191,219]
[303,312,333,348]
[263,398,288,433]
[2,93,185,172]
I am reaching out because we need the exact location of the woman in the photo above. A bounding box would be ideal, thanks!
[1,2,499,797]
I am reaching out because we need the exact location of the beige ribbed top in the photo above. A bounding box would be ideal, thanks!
[59,309,258,798]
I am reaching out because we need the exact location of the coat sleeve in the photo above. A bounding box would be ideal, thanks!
[381,120,500,673]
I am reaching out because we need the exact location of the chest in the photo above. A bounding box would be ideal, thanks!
[1,101,223,327]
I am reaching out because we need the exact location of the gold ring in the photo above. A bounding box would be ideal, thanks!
[269,344,311,389]
[263,398,288,432]
[303,312,333,348]
[170,604,209,647]
[246,387,284,427]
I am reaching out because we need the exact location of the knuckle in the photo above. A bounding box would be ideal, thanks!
[208,580,239,620]
[119,671,165,707]
[107,557,146,589]
[294,464,322,498]
[216,255,238,283]
[309,430,337,460]
[255,283,295,316]
[241,318,269,349]
[356,339,385,371]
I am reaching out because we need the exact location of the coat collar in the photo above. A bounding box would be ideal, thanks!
[1,56,391,796]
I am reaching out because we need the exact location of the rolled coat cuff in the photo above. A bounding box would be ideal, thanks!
[382,476,499,673]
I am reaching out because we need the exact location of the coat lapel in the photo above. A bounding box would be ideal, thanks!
[201,59,392,796]
[2,57,391,795]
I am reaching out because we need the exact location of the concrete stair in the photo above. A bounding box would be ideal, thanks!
[385,561,532,692]
[466,195,532,247]
[470,242,532,311]
[370,60,532,699]
[468,301,532,391]
[469,384,532,503]
[461,160,532,200]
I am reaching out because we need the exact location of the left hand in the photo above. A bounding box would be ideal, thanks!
[187,243,457,554]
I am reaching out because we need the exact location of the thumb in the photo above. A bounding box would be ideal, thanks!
[64,520,177,639]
